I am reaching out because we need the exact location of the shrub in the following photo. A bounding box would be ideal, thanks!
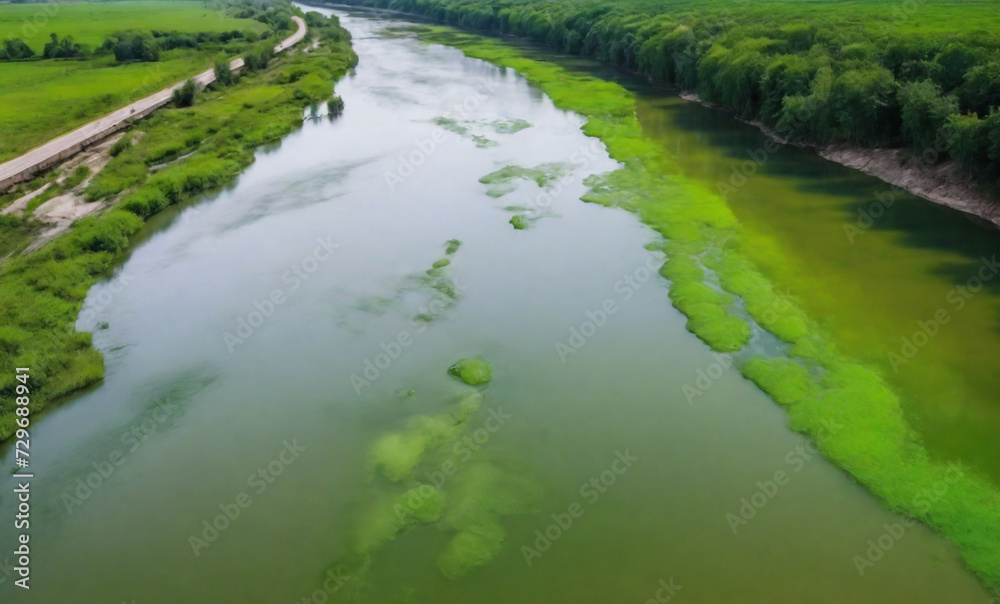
[243,42,274,71]
[0,38,35,60]
[172,79,197,107]
[43,33,85,59]
[105,31,160,62]
[214,58,238,86]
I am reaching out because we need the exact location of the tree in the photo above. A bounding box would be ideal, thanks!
[243,43,274,72]
[105,32,159,62]
[172,79,197,107]
[945,113,987,174]
[43,33,85,59]
[214,58,237,86]
[898,80,959,150]
[0,38,35,60]
[960,61,1000,117]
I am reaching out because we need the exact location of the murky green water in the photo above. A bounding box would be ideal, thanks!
[0,9,996,603]
[634,96,1000,485]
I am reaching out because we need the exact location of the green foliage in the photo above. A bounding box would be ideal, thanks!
[0,37,34,60]
[43,33,85,59]
[215,56,238,86]
[172,79,197,107]
[243,42,274,72]
[898,80,959,150]
[104,31,160,62]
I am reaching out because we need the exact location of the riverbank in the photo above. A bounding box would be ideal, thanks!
[679,92,1000,228]
[0,9,356,441]
[419,26,1000,596]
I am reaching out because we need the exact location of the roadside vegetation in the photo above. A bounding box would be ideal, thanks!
[0,0,285,162]
[0,8,356,441]
[336,0,1000,188]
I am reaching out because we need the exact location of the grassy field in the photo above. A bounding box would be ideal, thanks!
[0,1,270,162]
[0,1,266,53]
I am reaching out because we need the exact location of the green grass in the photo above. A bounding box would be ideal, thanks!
[0,1,267,53]
[0,10,356,442]
[0,1,270,162]
[419,27,1000,596]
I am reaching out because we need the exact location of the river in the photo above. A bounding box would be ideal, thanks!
[0,8,996,603]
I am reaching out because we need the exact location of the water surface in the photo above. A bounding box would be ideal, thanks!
[0,9,994,603]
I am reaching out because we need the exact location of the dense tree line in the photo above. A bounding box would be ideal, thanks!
[336,0,1000,185]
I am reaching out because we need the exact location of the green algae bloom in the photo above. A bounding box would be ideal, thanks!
[492,118,531,134]
[509,215,529,230]
[438,520,505,579]
[418,28,1000,594]
[448,358,493,386]
[479,162,570,189]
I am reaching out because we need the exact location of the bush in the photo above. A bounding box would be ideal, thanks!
[243,42,274,71]
[105,31,160,62]
[0,38,35,60]
[214,58,238,86]
[172,79,197,107]
[43,33,85,59]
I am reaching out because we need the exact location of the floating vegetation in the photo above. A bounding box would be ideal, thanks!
[509,214,529,230]
[417,29,1000,594]
[448,358,493,386]
[337,362,541,594]
[445,239,462,255]
[491,118,532,134]
[432,116,497,148]
[479,162,571,189]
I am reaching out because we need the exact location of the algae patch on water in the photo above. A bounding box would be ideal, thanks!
[491,118,532,134]
[341,361,543,590]
[420,28,1000,594]
[509,214,529,230]
[448,358,494,386]
[480,163,571,190]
